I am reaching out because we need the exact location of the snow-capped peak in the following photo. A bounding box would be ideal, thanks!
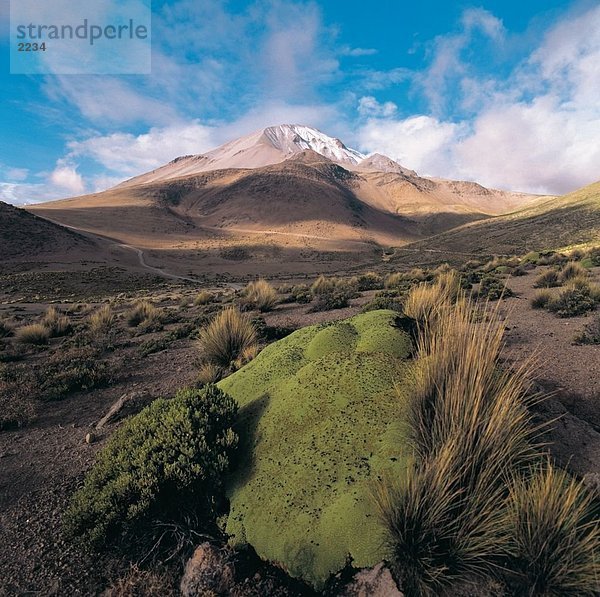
[261,125,366,165]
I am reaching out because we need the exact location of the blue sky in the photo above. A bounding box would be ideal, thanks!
[1,0,599,204]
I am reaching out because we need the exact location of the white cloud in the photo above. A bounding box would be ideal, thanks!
[358,115,463,176]
[67,122,217,179]
[358,4,600,194]
[49,163,85,194]
[358,96,397,118]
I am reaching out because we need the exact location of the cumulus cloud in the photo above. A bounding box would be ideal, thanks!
[49,162,86,194]
[67,122,218,178]
[357,96,397,118]
[358,115,463,176]
[358,4,600,194]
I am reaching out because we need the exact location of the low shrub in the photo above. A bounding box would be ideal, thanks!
[15,323,50,345]
[243,279,278,312]
[573,315,600,345]
[531,290,553,310]
[104,565,177,597]
[356,271,384,291]
[199,307,258,368]
[361,290,404,313]
[309,277,357,312]
[0,370,36,430]
[548,286,597,318]
[584,247,600,266]
[477,275,513,301]
[64,385,238,546]
[36,347,111,401]
[287,284,312,304]
[138,323,194,358]
[560,261,589,284]
[194,290,214,306]
[41,306,72,337]
[534,270,560,288]
[507,463,600,596]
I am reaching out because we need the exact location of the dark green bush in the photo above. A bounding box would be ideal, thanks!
[64,385,238,546]
[477,276,513,301]
[549,287,596,318]
[309,276,358,312]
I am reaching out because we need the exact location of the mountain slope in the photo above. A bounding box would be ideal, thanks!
[0,201,93,260]
[403,180,600,256]
[118,124,366,188]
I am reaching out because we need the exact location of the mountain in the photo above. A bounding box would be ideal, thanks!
[27,124,548,275]
[119,124,366,188]
[0,201,93,261]
[401,179,600,257]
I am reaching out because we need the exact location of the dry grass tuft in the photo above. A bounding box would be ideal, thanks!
[41,306,71,337]
[0,317,14,338]
[15,323,50,345]
[198,307,258,368]
[88,305,116,336]
[377,299,541,595]
[243,279,278,312]
[531,289,553,309]
[125,300,159,327]
[104,564,176,597]
[197,361,224,385]
[534,269,560,288]
[507,463,600,596]
[194,290,214,306]
[560,261,589,284]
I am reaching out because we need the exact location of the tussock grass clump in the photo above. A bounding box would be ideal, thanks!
[125,300,159,328]
[507,463,600,596]
[560,261,589,284]
[377,299,540,595]
[384,272,406,289]
[531,290,553,309]
[534,269,560,288]
[243,279,278,312]
[375,444,508,596]
[199,307,258,368]
[41,306,71,337]
[0,317,14,338]
[15,323,50,345]
[88,304,116,336]
[194,290,214,306]
[402,272,461,328]
[197,362,223,385]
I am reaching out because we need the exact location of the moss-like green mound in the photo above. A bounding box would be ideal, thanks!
[218,310,414,588]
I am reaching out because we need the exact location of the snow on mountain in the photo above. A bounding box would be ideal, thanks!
[261,125,366,164]
[118,125,372,187]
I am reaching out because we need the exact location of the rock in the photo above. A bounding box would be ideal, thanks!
[340,563,403,597]
[95,391,151,430]
[85,433,96,444]
[180,543,236,596]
